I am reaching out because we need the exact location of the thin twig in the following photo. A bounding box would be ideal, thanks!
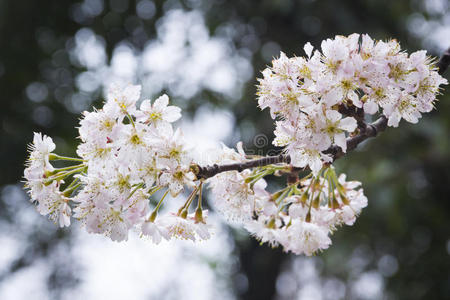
[195,154,291,179]
[437,47,450,75]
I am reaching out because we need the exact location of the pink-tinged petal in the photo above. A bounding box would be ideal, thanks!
[236,141,246,157]
[169,181,183,197]
[409,50,427,65]
[320,153,333,163]
[288,203,308,219]
[158,172,171,186]
[316,134,332,152]
[325,109,342,123]
[304,42,313,58]
[322,88,343,107]
[309,155,323,176]
[103,101,121,118]
[290,150,308,168]
[361,34,374,52]
[142,222,162,244]
[348,90,362,108]
[381,102,395,116]
[32,132,41,143]
[347,33,360,51]
[339,117,357,132]
[139,99,152,112]
[134,110,147,123]
[156,224,170,240]
[321,39,332,58]
[338,173,347,184]
[110,222,129,242]
[254,179,270,200]
[58,203,71,227]
[387,112,401,127]
[153,94,169,109]
[195,222,211,240]
[341,206,356,225]
[364,100,378,114]
[403,112,420,124]
[298,94,315,107]
[163,106,182,122]
[334,132,347,152]
[254,178,268,191]
[263,202,278,217]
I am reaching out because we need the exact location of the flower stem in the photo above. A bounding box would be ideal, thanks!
[63,183,82,197]
[177,185,200,218]
[45,166,87,184]
[195,181,205,223]
[64,177,80,192]
[49,154,85,162]
[148,189,170,222]
[54,164,85,172]
[126,113,136,128]
[128,183,144,199]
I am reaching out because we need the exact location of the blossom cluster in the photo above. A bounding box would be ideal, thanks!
[208,147,367,255]
[23,34,447,256]
[24,84,211,242]
[258,34,447,174]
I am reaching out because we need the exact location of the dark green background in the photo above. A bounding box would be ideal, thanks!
[1,0,449,299]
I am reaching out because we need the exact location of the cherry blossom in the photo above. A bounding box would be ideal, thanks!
[258,33,447,172]
[23,34,448,256]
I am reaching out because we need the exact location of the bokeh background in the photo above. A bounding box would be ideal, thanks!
[1,0,450,299]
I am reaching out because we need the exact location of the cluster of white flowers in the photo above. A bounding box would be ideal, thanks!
[208,147,367,255]
[24,84,211,242]
[258,34,447,174]
[24,133,72,227]
[24,34,447,255]
[206,142,269,223]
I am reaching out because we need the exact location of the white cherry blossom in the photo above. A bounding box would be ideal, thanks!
[136,94,181,130]
[23,34,448,256]
[258,34,447,172]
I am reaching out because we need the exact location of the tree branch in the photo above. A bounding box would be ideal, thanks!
[194,47,450,180]
[195,154,291,179]
[195,116,387,179]
[437,47,450,75]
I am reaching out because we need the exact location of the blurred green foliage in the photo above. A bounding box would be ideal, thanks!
[1,0,449,299]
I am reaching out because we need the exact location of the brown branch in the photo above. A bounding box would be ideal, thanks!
[195,154,291,179]
[195,116,387,179]
[194,47,450,180]
[437,47,450,75]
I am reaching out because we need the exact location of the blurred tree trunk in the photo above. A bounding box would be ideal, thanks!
[239,239,286,300]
